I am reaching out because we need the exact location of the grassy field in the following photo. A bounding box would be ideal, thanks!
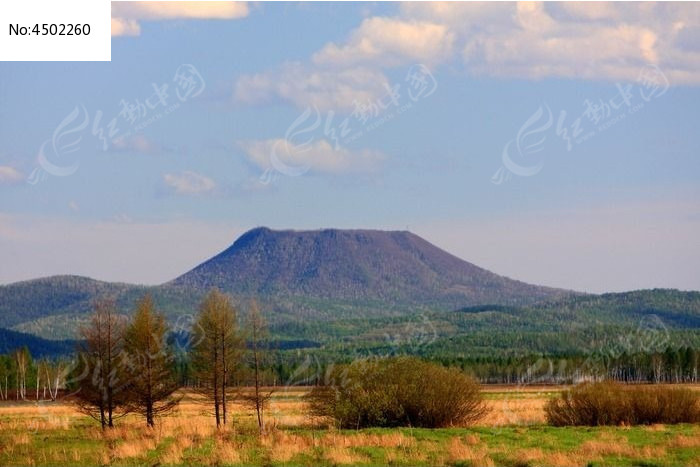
[0,386,699,466]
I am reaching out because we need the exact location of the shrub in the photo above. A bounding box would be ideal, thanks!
[545,381,700,426]
[306,357,487,428]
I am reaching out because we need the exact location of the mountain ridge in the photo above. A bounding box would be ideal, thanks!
[170,227,572,307]
[2,227,698,349]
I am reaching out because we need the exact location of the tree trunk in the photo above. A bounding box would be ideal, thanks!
[100,403,106,430]
[146,402,154,428]
[253,346,263,432]
[221,332,227,426]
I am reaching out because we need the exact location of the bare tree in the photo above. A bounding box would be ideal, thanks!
[44,359,68,401]
[191,289,242,428]
[241,300,274,434]
[0,359,7,400]
[123,294,180,427]
[12,348,29,400]
[74,299,129,429]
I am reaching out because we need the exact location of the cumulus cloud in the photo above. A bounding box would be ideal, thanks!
[112,1,249,37]
[111,135,162,155]
[0,166,23,184]
[111,17,140,37]
[312,17,454,67]
[235,62,391,112]
[163,171,216,195]
[404,1,700,84]
[239,138,385,175]
[235,1,700,111]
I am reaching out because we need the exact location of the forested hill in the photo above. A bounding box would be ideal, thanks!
[0,328,76,357]
[171,227,569,307]
[1,227,573,338]
[1,229,698,356]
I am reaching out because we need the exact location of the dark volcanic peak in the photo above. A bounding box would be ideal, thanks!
[171,227,568,307]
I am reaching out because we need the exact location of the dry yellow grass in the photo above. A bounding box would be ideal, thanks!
[322,431,416,448]
[160,435,194,465]
[670,434,700,448]
[478,396,548,426]
[10,432,31,445]
[446,436,494,466]
[112,437,158,459]
[324,446,367,465]
[1,385,698,466]
[214,439,242,465]
[260,431,312,462]
[576,433,666,461]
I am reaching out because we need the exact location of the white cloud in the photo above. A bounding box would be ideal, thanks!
[312,17,454,67]
[112,135,161,155]
[235,62,391,112]
[458,2,665,82]
[112,1,249,37]
[111,17,140,37]
[163,171,216,195]
[239,138,385,175]
[236,1,700,110]
[405,1,700,84]
[0,166,23,183]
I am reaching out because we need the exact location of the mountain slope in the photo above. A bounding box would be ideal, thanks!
[0,275,143,329]
[171,227,569,308]
[0,327,77,357]
[5,228,698,351]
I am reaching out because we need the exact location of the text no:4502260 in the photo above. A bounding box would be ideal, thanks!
[9,24,90,36]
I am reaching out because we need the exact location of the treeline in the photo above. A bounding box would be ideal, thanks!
[227,346,700,387]
[445,349,700,384]
[1,288,698,428]
[0,347,70,401]
[3,334,698,405]
[0,289,274,433]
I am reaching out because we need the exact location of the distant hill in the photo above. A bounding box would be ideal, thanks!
[0,327,76,357]
[1,228,698,356]
[0,275,144,330]
[171,227,569,307]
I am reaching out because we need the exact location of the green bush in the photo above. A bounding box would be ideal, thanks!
[306,356,487,428]
[545,381,700,426]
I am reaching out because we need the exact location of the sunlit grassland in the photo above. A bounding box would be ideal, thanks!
[0,386,699,466]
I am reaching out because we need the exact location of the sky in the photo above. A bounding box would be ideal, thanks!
[1,1,700,293]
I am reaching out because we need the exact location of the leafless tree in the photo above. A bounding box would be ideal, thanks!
[191,289,242,428]
[74,298,129,428]
[240,300,274,434]
[13,348,29,400]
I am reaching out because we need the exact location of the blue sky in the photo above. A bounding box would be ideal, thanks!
[1,2,699,293]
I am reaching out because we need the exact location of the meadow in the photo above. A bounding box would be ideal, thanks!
[0,385,699,467]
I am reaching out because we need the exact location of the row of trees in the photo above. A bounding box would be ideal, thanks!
[71,290,273,430]
[0,348,68,402]
[440,348,700,384]
[0,289,273,431]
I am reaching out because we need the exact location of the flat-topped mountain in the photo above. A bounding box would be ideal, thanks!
[5,228,698,350]
[171,227,567,307]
